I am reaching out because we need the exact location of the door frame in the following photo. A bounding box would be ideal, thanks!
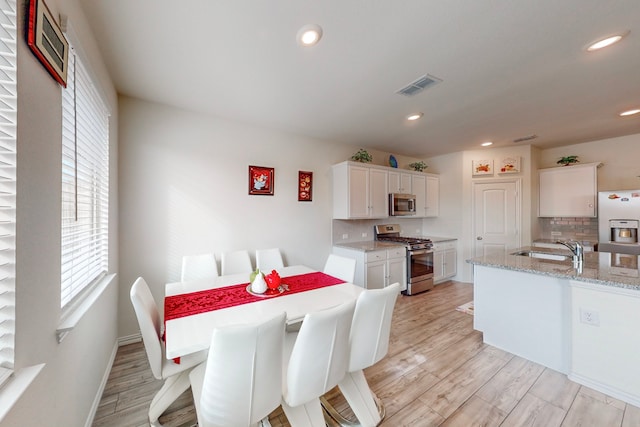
[471,178,522,256]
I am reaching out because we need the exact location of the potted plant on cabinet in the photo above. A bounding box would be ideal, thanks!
[350,149,372,163]
[557,155,579,166]
[408,161,428,172]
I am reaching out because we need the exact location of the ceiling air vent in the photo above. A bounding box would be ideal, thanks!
[396,74,442,97]
[513,134,538,143]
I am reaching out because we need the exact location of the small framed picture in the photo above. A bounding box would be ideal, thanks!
[298,171,313,201]
[27,0,69,87]
[248,166,274,195]
[498,156,520,174]
[472,159,493,176]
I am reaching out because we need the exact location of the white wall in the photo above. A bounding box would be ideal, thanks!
[3,0,119,425]
[540,133,640,191]
[117,96,422,337]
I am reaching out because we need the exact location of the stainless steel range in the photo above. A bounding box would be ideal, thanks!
[375,224,434,295]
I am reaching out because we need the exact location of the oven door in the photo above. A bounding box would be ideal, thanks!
[405,249,434,295]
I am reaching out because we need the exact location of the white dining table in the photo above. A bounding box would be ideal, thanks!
[164,265,364,360]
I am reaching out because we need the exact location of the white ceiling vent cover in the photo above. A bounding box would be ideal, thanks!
[396,74,442,97]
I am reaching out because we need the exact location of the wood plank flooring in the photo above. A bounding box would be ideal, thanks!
[92,281,640,427]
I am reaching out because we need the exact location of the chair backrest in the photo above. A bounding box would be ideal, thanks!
[221,250,253,276]
[255,248,285,272]
[130,277,163,379]
[323,254,356,283]
[181,253,218,282]
[348,282,400,372]
[199,312,286,427]
[284,299,356,407]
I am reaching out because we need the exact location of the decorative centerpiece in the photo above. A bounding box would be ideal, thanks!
[408,161,428,172]
[350,149,372,163]
[250,268,267,294]
[557,155,579,166]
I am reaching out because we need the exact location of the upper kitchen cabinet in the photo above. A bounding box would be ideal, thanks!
[425,174,439,217]
[538,162,601,217]
[389,170,439,218]
[388,170,413,194]
[333,161,389,219]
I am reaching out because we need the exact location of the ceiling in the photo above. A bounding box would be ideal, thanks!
[79,0,640,158]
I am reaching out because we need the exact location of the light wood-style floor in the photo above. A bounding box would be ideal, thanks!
[93,281,640,427]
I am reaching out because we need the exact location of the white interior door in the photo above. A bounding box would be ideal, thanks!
[473,180,521,256]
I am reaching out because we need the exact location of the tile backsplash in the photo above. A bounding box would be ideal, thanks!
[538,217,598,243]
[332,218,424,244]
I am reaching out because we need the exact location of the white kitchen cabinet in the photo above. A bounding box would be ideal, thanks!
[432,240,457,283]
[388,170,413,194]
[332,162,389,219]
[332,246,407,292]
[412,174,426,217]
[538,162,601,218]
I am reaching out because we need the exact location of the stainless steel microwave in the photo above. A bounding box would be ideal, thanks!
[389,193,416,216]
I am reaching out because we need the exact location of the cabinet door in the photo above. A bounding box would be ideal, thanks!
[425,175,439,217]
[412,174,426,217]
[443,248,457,278]
[365,260,386,290]
[433,249,445,282]
[348,165,370,218]
[369,168,389,218]
[387,256,407,291]
[538,164,597,217]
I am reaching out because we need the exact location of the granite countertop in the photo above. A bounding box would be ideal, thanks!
[467,246,640,291]
[333,241,406,252]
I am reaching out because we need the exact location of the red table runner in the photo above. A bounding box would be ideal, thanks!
[164,271,345,321]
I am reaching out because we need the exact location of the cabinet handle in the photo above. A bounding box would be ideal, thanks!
[476,236,483,240]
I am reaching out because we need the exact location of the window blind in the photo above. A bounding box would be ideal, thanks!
[61,43,109,308]
[0,0,16,386]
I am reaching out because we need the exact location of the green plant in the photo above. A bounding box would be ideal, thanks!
[350,149,372,163]
[408,161,428,172]
[557,155,579,166]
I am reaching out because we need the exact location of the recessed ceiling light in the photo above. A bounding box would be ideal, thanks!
[297,24,323,47]
[620,108,640,117]
[406,112,423,121]
[481,141,493,147]
[586,31,629,51]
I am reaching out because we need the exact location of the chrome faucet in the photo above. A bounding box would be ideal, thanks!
[556,240,584,264]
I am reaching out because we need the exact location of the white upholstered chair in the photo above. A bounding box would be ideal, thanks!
[180,253,218,282]
[327,282,400,427]
[281,299,356,427]
[323,254,357,283]
[189,312,286,427]
[130,277,207,427]
[221,249,253,275]
[255,247,285,272]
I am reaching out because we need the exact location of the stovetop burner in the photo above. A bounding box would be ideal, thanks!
[374,224,432,250]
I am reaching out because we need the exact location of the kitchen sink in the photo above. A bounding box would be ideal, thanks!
[511,250,571,261]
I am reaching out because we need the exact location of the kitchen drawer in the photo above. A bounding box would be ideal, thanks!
[365,250,386,263]
[387,247,407,259]
[432,240,456,251]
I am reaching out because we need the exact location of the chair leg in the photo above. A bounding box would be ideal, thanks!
[148,370,192,427]
[281,398,326,427]
[336,371,382,427]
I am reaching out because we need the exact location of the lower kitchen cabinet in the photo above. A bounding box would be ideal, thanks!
[432,239,457,283]
[332,246,407,291]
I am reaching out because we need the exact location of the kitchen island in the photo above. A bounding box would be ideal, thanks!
[467,248,640,407]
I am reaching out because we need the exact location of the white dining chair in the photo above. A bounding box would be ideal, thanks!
[325,282,400,427]
[323,253,357,283]
[255,247,285,272]
[221,249,253,275]
[281,299,356,427]
[189,312,286,427]
[130,277,207,427]
[181,253,218,282]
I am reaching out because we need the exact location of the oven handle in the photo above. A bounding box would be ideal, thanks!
[408,249,433,256]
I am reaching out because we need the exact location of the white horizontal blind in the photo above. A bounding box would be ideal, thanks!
[0,0,16,386]
[61,43,109,308]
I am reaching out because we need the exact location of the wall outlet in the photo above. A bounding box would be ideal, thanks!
[580,308,600,326]
[342,234,348,240]
[361,232,368,238]
[551,231,562,236]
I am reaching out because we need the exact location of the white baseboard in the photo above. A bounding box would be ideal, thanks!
[118,333,142,346]
[85,340,119,427]
[568,372,640,408]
